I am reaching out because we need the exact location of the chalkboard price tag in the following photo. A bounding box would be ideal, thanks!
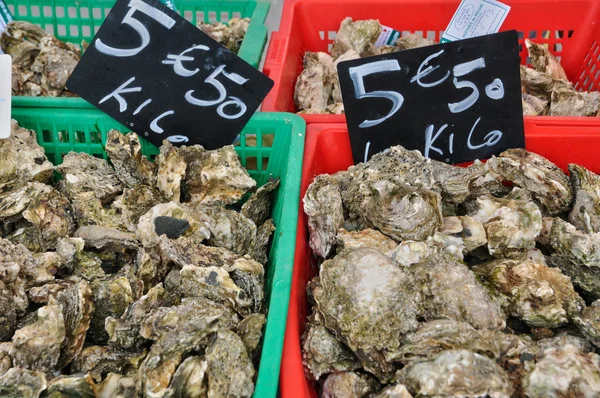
[337,31,524,164]
[67,0,274,148]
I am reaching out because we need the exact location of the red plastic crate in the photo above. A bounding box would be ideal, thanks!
[263,0,600,125]
[281,122,600,398]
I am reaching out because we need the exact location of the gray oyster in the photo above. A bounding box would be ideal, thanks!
[1,21,47,66]
[136,202,210,248]
[469,195,542,258]
[46,373,96,397]
[0,241,28,340]
[520,65,573,101]
[112,185,164,232]
[550,88,600,117]
[105,284,168,350]
[535,333,593,357]
[321,372,381,398]
[0,182,75,252]
[228,257,264,313]
[0,367,46,398]
[435,215,487,254]
[411,252,506,330]
[314,248,421,381]
[156,141,187,202]
[398,349,513,398]
[487,148,573,215]
[575,300,600,348]
[55,237,104,280]
[197,17,250,53]
[30,36,80,96]
[0,343,14,376]
[474,258,584,328]
[0,237,49,289]
[237,313,266,362]
[522,344,600,397]
[467,160,511,199]
[205,328,255,398]
[332,50,361,103]
[250,219,275,265]
[134,247,164,293]
[71,346,146,383]
[88,275,136,344]
[56,280,94,367]
[241,178,279,226]
[157,236,241,269]
[302,312,360,381]
[396,34,435,50]
[69,192,124,231]
[137,315,220,398]
[373,384,413,398]
[569,164,600,233]
[164,356,207,398]
[389,241,433,267]
[183,145,256,206]
[105,131,156,187]
[74,225,138,253]
[96,373,137,398]
[335,228,398,255]
[525,39,568,81]
[304,174,346,258]
[331,17,382,59]
[295,62,333,113]
[12,298,65,373]
[57,152,122,204]
[548,218,600,297]
[522,92,548,116]
[202,206,256,255]
[0,121,53,190]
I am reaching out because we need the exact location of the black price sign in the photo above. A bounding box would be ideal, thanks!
[337,31,524,164]
[67,0,273,148]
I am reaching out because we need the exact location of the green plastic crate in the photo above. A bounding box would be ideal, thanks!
[7,0,270,108]
[10,109,305,398]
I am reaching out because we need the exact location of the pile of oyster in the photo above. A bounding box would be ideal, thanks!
[303,145,600,397]
[198,17,251,54]
[294,18,600,118]
[0,120,278,397]
[1,21,80,97]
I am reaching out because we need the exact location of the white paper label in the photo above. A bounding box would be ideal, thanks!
[376,25,401,47]
[441,0,510,43]
[0,54,11,139]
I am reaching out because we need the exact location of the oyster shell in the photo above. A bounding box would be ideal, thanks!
[389,241,433,267]
[197,17,250,54]
[205,328,256,398]
[314,248,421,381]
[69,192,124,230]
[335,228,398,255]
[525,39,568,81]
[0,121,53,190]
[396,34,435,50]
[46,373,96,397]
[71,346,146,382]
[569,164,600,233]
[487,148,573,216]
[295,62,333,113]
[321,371,381,398]
[30,36,80,96]
[250,219,276,265]
[331,18,382,59]
[520,65,573,102]
[574,300,600,348]
[0,343,14,376]
[164,356,207,398]
[522,92,548,116]
[436,215,487,254]
[1,21,47,66]
[12,298,65,373]
[302,312,360,381]
[241,179,279,226]
[56,280,94,367]
[535,333,593,357]
[237,313,266,361]
[373,384,413,398]
[105,131,156,187]
[332,50,361,103]
[475,258,584,328]
[74,225,138,253]
[0,367,46,398]
[550,89,600,116]
[228,257,264,313]
[112,185,164,232]
[398,349,514,398]
[156,141,187,202]
[96,373,137,398]
[202,206,256,255]
[469,195,542,258]
[88,275,136,344]
[304,174,346,258]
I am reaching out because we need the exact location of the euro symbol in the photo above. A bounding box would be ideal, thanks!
[162,44,210,77]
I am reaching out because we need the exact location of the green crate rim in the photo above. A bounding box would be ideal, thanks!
[8,0,270,108]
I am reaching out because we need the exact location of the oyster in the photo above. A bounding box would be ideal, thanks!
[330,18,382,59]
[197,17,250,54]
[1,21,47,66]
[164,356,207,398]
[522,344,600,397]
[30,36,80,96]
[396,34,435,50]
[569,164,600,233]
[398,349,514,398]
[469,195,542,258]
[112,185,164,232]
[56,280,94,366]
[205,329,256,398]
[74,225,138,253]
[46,373,96,397]
[0,343,14,375]
[237,313,266,361]
[12,298,65,373]
[535,333,593,357]
[389,241,432,267]
[96,373,137,398]
[69,192,124,230]
[334,228,398,255]
[0,237,50,288]
[575,300,600,348]
[302,313,360,380]
[525,39,568,81]
[314,248,421,380]
[522,92,548,116]
[105,131,156,187]
[88,275,136,344]
[332,50,361,103]
[411,252,506,330]
[228,257,264,313]
[0,367,46,398]
[373,384,413,398]
[548,218,600,297]
[321,372,381,398]
[550,89,600,116]
[520,65,573,101]
[436,215,487,254]
[294,62,333,112]
[475,258,584,328]
[241,179,279,226]
[203,206,256,255]
[0,121,53,190]
[250,219,275,265]
[304,174,345,258]
[487,148,573,215]
[156,141,186,202]
[71,346,146,382]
